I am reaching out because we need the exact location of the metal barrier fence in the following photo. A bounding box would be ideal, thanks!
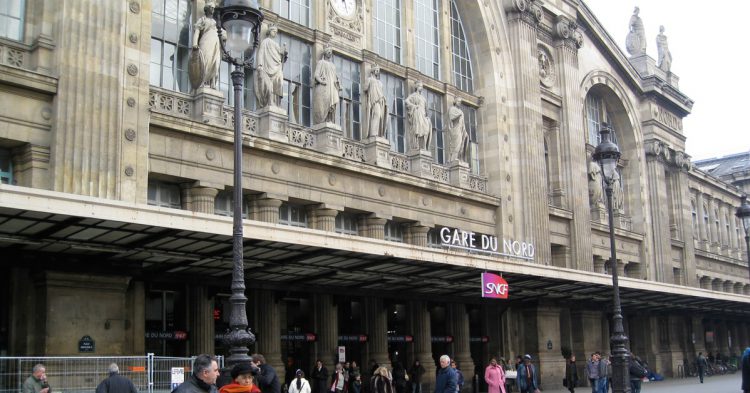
[0,354,224,393]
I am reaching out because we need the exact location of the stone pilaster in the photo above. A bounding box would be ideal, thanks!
[448,161,470,189]
[188,285,215,356]
[193,87,226,126]
[671,154,697,286]
[571,310,604,378]
[408,149,433,178]
[364,137,392,168]
[365,297,390,367]
[411,300,436,390]
[183,186,219,214]
[311,207,338,232]
[506,4,550,265]
[696,193,708,248]
[312,122,344,155]
[645,140,671,282]
[256,198,283,223]
[361,216,387,240]
[257,289,285,383]
[127,280,145,354]
[530,305,564,388]
[553,16,592,271]
[406,225,430,247]
[449,303,475,388]
[315,293,339,370]
[257,105,289,143]
[11,144,50,189]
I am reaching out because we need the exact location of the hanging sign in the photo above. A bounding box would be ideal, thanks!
[338,346,346,363]
[339,335,369,343]
[481,272,509,299]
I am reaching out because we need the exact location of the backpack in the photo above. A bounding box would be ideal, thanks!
[629,360,648,378]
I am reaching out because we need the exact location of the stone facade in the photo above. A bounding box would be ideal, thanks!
[0,0,748,391]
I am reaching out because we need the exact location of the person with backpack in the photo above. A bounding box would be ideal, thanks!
[628,353,648,393]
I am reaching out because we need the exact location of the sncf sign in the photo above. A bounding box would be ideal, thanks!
[481,272,509,299]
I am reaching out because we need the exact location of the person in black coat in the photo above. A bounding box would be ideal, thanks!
[96,363,138,393]
[741,347,750,393]
[173,354,220,393]
[391,362,407,393]
[251,354,280,393]
[311,360,329,393]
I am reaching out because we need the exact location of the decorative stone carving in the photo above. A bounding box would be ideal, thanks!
[588,160,603,208]
[405,81,432,151]
[127,64,138,76]
[656,25,672,72]
[127,97,136,107]
[555,15,571,39]
[554,15,583,49]
[313,44,341,125]
[129,1,140,14]
[124,166,134,177]
[124,128,136,141]
[255,24,288,109]
[446,98,469,163]
[129,33,138,44]
[189,1,222,90]
[537,46,556,87]
[611,171,624,212]
[626,6,646,56]
[327,0,363,45]
[364,64,388,139]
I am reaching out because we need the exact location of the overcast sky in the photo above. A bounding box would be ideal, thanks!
[583,0,749,161]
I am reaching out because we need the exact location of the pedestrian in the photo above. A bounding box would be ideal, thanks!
[285,357,297,391]
[484,357,506,393]
[564,355,578,393]
[597,354,609,393]
[741,347,750,393]
[331,363,348,393]
[584,353,599,393]
[312,360,329,393]
[449,361,463,393]
[288,370,311,393]
[220,363,261,393]
[435,356,457,393]
[349,361,361,392]
[96,363,138,393]
[350,374,362,393]
[515,355,538,393]
[696,352,708,383]
[251,354,281,393]
[628,354,647,393]
[173,354,220,393]
[372,367,394,393]
[23,364,50,393]
[408,360,425,393]
[391,362,407,393]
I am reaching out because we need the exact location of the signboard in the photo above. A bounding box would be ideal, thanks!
[439,228,534,260]
[281,333,317,342]
[431,336,454,343]
[481,272,509,299]
[338,346,346,363]
[705,331,714,343]
[171,367,185,390]
[339,335,368,343]
[146,331,188,340]
[469,336,490,343]
[387,335,414,343]
[78,335,95,353]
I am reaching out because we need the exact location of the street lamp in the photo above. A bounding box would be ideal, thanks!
[592,123,630,393]
[213,0,263,366]
[736,195,750,282]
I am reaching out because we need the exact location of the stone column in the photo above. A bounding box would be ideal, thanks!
[315,293,339,371]
[312,207,339,232]
[672,154,697,286]
[188,285,215,355]
[696,193,709,247]
[553,16,592,271]
[256,198,283,223]
[11,144,50,189]
[361,216,387,240]
[449,303,475,389]
[411,300,436,391]
[506,3,550,265]
[257,289,285,383]
[593,256,605,274]
[127,280,145,354]
[183,186,219,214]
[571,310,604,386]
[365,297,390,367]
[407,225,430,247]
[49,0,149,202]
[529,305,564,388]
[645,141,671,282]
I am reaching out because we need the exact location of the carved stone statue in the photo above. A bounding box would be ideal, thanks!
[447,98,469,163]
[588,160,603,208]
[611,171,624,212]
[312,44,341,124]
[625,6,646,56]
[656,25,672,72]
[364,64,387,139]
[189,1,222,89]
[254,24,288,109]
[405,81,432,151]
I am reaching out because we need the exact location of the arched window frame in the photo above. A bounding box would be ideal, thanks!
[414,0,441,79]
[585,94,619,146]
[449,1,474,93]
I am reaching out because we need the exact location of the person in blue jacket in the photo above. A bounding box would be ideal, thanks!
[516,355,538,393]
[434,356,457,393]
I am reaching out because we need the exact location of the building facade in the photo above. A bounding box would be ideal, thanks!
[0,0,748,390]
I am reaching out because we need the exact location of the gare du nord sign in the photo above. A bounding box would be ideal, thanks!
[439,227,535,260]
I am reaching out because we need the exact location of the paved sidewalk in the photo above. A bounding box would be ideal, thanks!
[530,373,742,393]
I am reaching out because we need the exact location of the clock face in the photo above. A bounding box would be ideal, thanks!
[331,0,357,19]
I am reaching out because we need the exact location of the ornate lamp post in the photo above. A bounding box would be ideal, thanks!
[213,0,263,366]
[736,195,750,282]
[592,123,630,393]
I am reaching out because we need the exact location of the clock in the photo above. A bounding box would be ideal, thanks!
[331,0,357,20]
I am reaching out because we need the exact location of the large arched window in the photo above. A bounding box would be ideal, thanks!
[449,1,474,93]
[373,0,402,63]
[414,0,440,79]
[150,0,191,93]
[585,94,619,146]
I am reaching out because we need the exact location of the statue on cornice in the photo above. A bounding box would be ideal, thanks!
[656,25,672,72]
[255,24,288,109]
[405,81,432,151]
[588,160,604,208]
[625,6,646,56]
[189,1,223,90]
[364,64,388,139]
[447,98,469,163]
[312,43,341,124]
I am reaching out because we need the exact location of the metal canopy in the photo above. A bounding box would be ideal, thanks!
[0,198,748,316]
